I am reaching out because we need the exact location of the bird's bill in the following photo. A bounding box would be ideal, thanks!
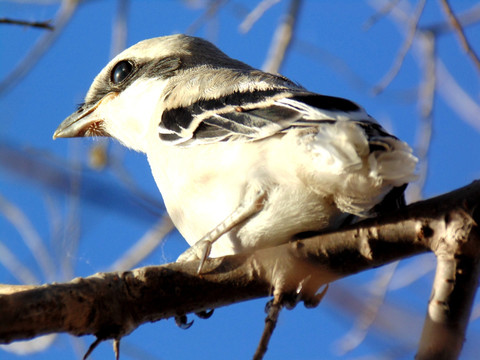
[53,92,118,139]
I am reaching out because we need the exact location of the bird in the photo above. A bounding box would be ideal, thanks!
[54,34,417,271]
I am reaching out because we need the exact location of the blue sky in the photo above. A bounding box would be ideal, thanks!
[1,1,480,359]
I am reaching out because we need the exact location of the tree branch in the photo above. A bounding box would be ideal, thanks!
[438,0,480,73]
[0,18,54,30]
[1,181,480,359]
[0,0,79,96]
[417,208,480,359]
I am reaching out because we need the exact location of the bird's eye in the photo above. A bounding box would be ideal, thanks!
[111,60,134,84]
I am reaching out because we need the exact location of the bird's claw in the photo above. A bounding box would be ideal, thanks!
[303,284,329,308]
[195,309,214,319]
[175,314,194,329]
[176,239,212,274]
[197,239,212,274]
[269,278,329,311]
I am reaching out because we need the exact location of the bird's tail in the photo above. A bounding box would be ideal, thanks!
[305,121,417,217]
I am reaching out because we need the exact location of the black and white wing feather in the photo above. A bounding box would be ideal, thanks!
[158,89,379,146]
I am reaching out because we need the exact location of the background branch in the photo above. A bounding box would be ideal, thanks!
[0,18,53,30]
[439,0,480,73]
[262,0,302,73]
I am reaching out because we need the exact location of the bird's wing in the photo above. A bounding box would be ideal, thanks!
[158,89,378,146]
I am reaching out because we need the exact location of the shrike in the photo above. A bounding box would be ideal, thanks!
[54,34,417,270]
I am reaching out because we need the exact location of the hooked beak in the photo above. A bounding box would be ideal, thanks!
[53,92,118,139]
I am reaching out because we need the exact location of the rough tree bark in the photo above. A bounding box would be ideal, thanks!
[1,180,480,360]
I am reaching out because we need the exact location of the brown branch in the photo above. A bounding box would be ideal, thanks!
[417,209,480,359]
[0,18,54,30]
[438,0,480,73]
[1,181,480,359]
[253,295,283,360]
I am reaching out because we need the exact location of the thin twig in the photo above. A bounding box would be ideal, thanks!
[253,295,283,360]
[408,31,436,202]
[388,254,435,290]
[336,262,399,355]
[239,0,281,33]
[0,193,56,282]
[185,0,227,35]
[0,241,39,284]
[83,338,102,360]
[109,216,174,271]
[0,18,54,30]
[113,338,120,360]
[0,0,79,96]
[110,0,129,58]
[293,39,370,91]
[438,0,480,73]
[436,60,480,133]
[363,0,403,30]
[372,0,426,95]
[368,0,480,133]
[262,0,302,74]
[422,3,480,35]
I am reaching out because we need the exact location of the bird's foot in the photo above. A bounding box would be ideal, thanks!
[177,239,212,274]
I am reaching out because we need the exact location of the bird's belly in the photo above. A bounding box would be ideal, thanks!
[170,181,345,258]
[227,185,346,255]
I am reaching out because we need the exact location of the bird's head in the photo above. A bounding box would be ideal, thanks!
[53,34,251,152]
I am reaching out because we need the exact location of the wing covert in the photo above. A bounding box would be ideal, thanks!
[158,90,373,146]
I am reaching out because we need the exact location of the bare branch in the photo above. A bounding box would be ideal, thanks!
[253,295,283,360]
[436,60,480,133]
[0,241,39,285]
[185,0,227,35]
[0,18,54,30]
[239,0,281,33]
[422,3,480,35]
[369,0,480,133]
[110,0,129,58]
[293,39,370,91]
[0,142,164,223]
[262,0,302,74]
[0,0,79,96]
[363,0,403,30]
[372,0,426,95]
[408,30,436,202]
[438,0,480,73]
[336,262,399,355]
[0,193,56,281]
[2,180,480,360]
[417,208,480,359]
[108,216,175,271]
